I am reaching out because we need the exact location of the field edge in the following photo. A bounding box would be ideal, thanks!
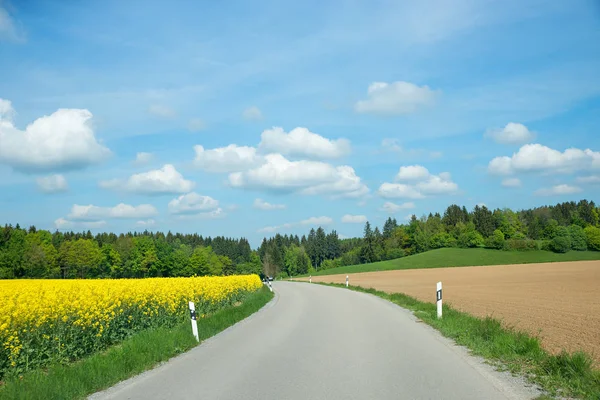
[0,286,275,400]
[312,281,600,400]
[301,248,600,277]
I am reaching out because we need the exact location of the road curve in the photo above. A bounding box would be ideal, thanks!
[90,282,540,400]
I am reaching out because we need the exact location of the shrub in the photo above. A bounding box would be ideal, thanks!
[430,232,454,249]
[458,230,485,248]
[550,235,571,253]
[486,229,505,250]
[504,238,539,251]
[584,226,600,251]
[568,225,587,251]
[385,248,405,260]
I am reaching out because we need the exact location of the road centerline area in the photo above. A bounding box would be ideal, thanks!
[90,282,541,400]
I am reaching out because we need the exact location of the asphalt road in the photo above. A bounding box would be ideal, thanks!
[90,282,541,400]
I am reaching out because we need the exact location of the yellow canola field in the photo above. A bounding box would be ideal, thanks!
[0,275,262,378]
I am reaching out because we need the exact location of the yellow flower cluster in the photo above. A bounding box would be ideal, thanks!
[0,275,262,377]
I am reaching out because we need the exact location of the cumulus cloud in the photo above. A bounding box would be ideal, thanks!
[253,198,286,210]
[380,201,415,214]
[258,215,332,233]
[485,122,535,145]
[136,219,156,227]
[354,81,438,115]
[187,118,205,132]
[534,184,582,196]
[100,164,194,194]
[36,174,68,193]
[243,106,263,121]
[501,177,522,187]
[229,153,369,199]
[576,175,600,184]
[258,127,351,159]
[378,183,425,199]
[341,214,367,223]
[0,99,111,172]
[395,165,430,181]
[300,216,333,225]
[54,218,106,230]
[488,144,600,175]
[168,192,219,215]
[133,152,154,166]
[67,203,158,221]
[149,104,176,118]
[193,144,264,173]
[378,165,458,199]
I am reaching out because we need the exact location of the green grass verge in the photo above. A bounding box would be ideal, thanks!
[307,248,600,276]
[0,286,274,400]
[317,282,600,399]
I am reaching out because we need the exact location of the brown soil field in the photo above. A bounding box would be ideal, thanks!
[299,260,600,364]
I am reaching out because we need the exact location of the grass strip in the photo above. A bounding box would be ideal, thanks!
[306,248,600,277]
[0,286,274,400]
[317,282,600,399]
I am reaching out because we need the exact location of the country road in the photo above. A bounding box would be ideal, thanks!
[89,282,541,400]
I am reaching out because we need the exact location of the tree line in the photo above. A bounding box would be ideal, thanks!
[0,229,261,279]
[258,199,600,277]
[1,199,599,279]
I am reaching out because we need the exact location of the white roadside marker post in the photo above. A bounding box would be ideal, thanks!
[188,301,199,342]
[309,275,312,283]
[346,275,349,288]
[268,280,273,292]
[436,281,443,319]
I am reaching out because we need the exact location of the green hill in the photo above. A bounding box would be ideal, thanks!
[307,248,600,276]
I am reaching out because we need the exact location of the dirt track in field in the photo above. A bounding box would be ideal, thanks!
[299,261,600,365]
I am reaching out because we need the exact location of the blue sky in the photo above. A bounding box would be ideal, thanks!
[1,0,599,247]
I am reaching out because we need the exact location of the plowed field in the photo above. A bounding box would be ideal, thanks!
[301,260,600,364]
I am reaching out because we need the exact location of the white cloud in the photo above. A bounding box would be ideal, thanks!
[378,183,426,199]
[229,153,368,199]
[258,127,351,159]
[36,174,68,193]
[253,198,286,210]
[378,165,458,199]
[133,152,154,166]
[258,216,332,233]
[576,175,600,184]
[488,144,600,175]
[188,118,205,132]
[100,164,194,194]
[168,192,219,215]
[354,81,438,115]
[380,139,442,159]
[380,201,415,214]
[381,138,403,152]
[54,218,106,230]
[300,216,333,225]
[67,203,158,221]
[149,104,176,118]
[485,122,535,145]
[0,99,111,172]
[501,177,522,187]
[534,184,583,196]
[341,214,367,223]
[395,165,431,181]
[136,219,156,228]
[243,106,263,121]
[193,144,264,173]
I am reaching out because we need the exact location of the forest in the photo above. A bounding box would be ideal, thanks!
[1,199,599,279]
